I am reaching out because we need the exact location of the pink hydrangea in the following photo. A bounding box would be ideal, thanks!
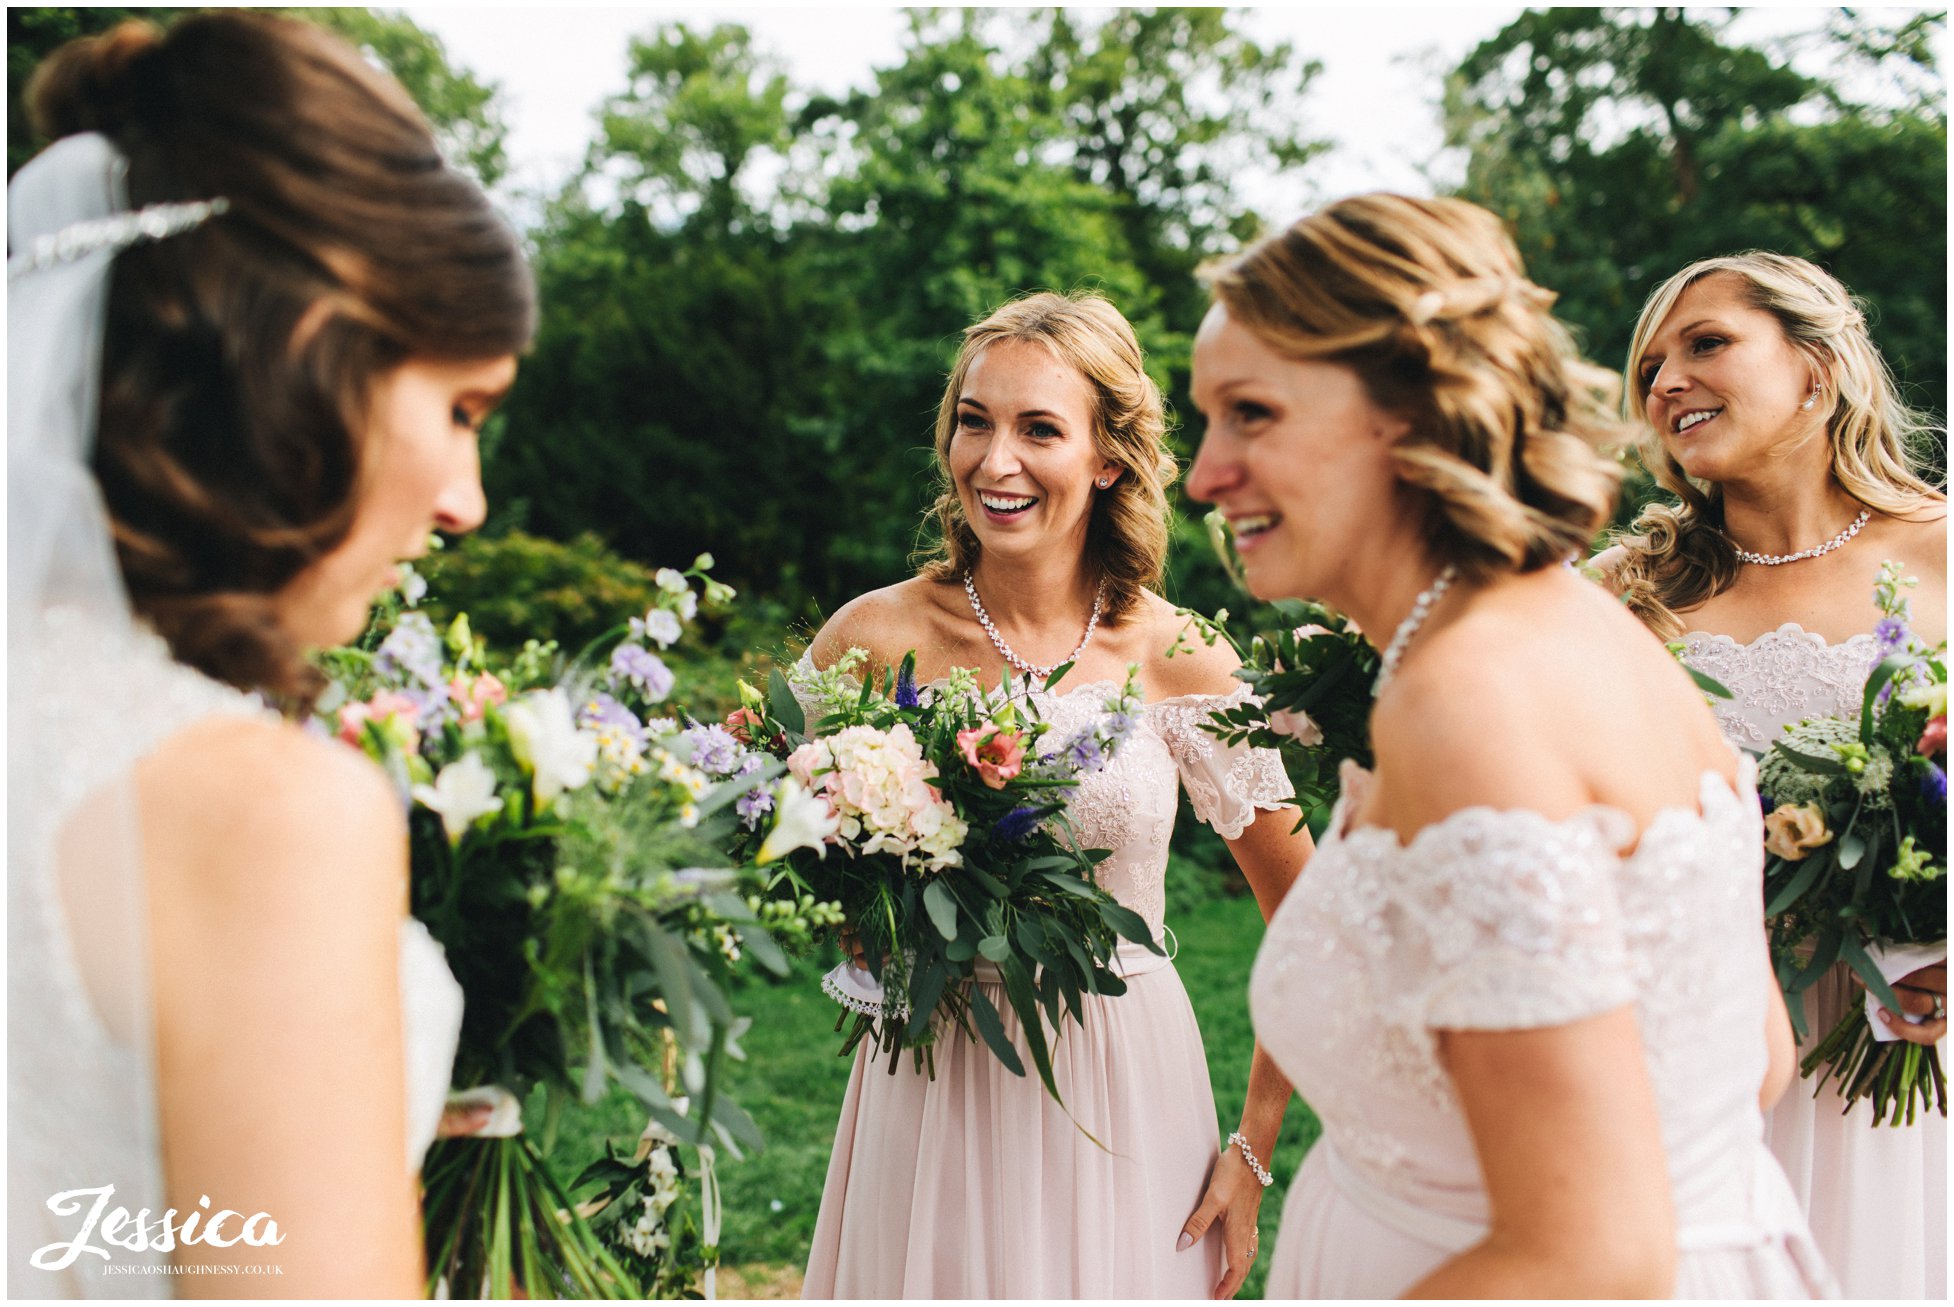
[788,724,967,871]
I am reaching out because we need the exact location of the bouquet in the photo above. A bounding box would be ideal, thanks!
[730,650,1160,1101]
[321,556,834,1296]
[1759,561,1947,1125]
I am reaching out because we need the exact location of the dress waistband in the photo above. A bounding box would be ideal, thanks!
[972,937,1175,984]
[1322,1136,1821,1257]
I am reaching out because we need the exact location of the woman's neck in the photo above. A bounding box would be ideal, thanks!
[964,551,1101,633]
[1717,459,1863,558]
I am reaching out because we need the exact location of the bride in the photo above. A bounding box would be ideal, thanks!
[796,291,1311,1299]
[1188,194,1831,1296]
[11,14,531,1295]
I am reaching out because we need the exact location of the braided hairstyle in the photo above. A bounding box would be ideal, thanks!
[26,13,534,704]
[917,291,1176,623]
[1610,252,1940,639]
[1203,193,1626,580]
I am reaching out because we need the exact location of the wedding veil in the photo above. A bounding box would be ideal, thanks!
[9,132,226,1297]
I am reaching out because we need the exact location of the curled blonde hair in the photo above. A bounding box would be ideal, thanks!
[917,291,1175,623]
[1204,194,1626,580]
[1611,252,1942,638]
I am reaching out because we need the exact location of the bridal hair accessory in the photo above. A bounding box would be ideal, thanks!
[1227,1130,1274,1188]
[8,195,228,282]
[964,569,1104,683]
[1733,508,1869,566]
[1373,564,1459,696]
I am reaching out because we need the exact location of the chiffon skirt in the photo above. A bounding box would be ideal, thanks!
[1766,965,1948,1298]
[1264,1138,1835,1299]
[801,955,1227,1299]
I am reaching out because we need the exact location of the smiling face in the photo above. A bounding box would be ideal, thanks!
[1186,304,1409,605]
[276,354,516,646]
[947,338,1119,567]
[1635,272,1826,485]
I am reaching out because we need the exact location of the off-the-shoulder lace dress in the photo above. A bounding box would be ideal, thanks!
[795,655,1293,1298]
[11,615,463,1297]
[1250,754,1834,1298]
[1684,624,1945,1299]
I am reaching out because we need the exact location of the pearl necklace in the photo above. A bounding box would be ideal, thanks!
[1373,564,1458,697]
[963,570,1104,683]
[1733,509,1870,566]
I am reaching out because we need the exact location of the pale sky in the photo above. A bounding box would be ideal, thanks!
[401,5,1942,230]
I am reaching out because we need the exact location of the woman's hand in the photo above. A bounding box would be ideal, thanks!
[1178,1144,1267,1299]
[1872,962,1947,1047]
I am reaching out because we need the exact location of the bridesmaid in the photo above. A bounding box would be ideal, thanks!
[1602,250,1947,1298]
[797,291,1311,1299]
[1188,194,1829,1296]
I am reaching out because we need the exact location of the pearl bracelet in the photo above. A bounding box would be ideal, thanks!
[1228,1130,1273,1188]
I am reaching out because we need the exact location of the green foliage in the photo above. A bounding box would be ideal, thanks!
[1445,8,1948,435]
[488,8,1323,620]
[8,6,509,184]
[419,530,666,654]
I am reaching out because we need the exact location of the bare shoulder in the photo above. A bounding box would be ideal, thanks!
[1129,592,1245,700]
[808,577,951,672]
[139,715,406,921]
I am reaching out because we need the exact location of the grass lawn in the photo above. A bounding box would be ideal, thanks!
[544,875,1319,1299]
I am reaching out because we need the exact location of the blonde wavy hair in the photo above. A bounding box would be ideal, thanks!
[917,291,1175,624]
[1611,251,1942,638]
[1204,194,1626,580]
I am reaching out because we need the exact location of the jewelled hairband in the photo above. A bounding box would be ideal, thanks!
[8,196,229,282]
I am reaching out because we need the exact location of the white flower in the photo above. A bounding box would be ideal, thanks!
[655,567,688,594]
[1898,679,1948,718]
[675,589,699,621]
[411,752,505,843]
[630,608,685,649]
[505,688,599,806]
[757,777,841,864]
[693,552,715,570]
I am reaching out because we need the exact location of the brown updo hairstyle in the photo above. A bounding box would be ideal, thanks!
[917,291,1175,624]
[1611,252,1941,639]
[26,12,536,705]
[1203,194,1626,580]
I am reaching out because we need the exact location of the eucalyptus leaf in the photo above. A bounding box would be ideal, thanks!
[968,987,1026,1077]
[923,880,960,941]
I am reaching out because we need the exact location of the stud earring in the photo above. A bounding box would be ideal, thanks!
[1096,477,1112,489]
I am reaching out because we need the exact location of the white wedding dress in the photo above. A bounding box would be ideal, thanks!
[9,612,465,1298]
[1249,753,1834,1298]
[1684,623,1947,1299]
[792,655,1294,1298]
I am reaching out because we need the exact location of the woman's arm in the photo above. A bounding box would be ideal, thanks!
[1761,959,1795,1111]
[1408,1009,1676,1298]
[1178,804,1313,1299]
[144,719,425,1298]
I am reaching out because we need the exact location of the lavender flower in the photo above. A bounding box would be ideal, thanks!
[577,691,647,745]
[1876,616,1911,657]
[376,612,444,687]
[681,723,741,776]
[736,787,775,829]
[895,659,920,709]
[1102,710,1138,744]
[1063,731,1106,774]
[991,805,1043,844]
[611,644,674,702]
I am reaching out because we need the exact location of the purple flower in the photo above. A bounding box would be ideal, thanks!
[1875,616,1911,656]
[991,805,1043,844]
[895,659,920,709]
[610,644,674,702]
[376,612,444,687]
[1103,710,1138,744]
[1922,761,1947,808]
[681,723,741,776]
[736,787,774,829]
[577,691,646,745]
[1063,731,1106,774]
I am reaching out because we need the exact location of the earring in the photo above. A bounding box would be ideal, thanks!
[1801,388,1820,412]
[1096,477,1112,489]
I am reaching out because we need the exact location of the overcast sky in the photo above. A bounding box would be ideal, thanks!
[401,5,1941,228]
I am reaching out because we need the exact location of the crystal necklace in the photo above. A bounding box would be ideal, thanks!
[963,570,1105,683]
[1732,508,1870,566]
[1373,564,1459,697]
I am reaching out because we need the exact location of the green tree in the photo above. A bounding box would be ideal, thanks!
[9,6,509,183]
[1445,7,1948,434]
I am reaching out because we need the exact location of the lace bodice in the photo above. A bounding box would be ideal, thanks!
[11,612,462,1295]
[1250,756,1780,1237]
[791,653,1292,938]
[1681,623,1880,752]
